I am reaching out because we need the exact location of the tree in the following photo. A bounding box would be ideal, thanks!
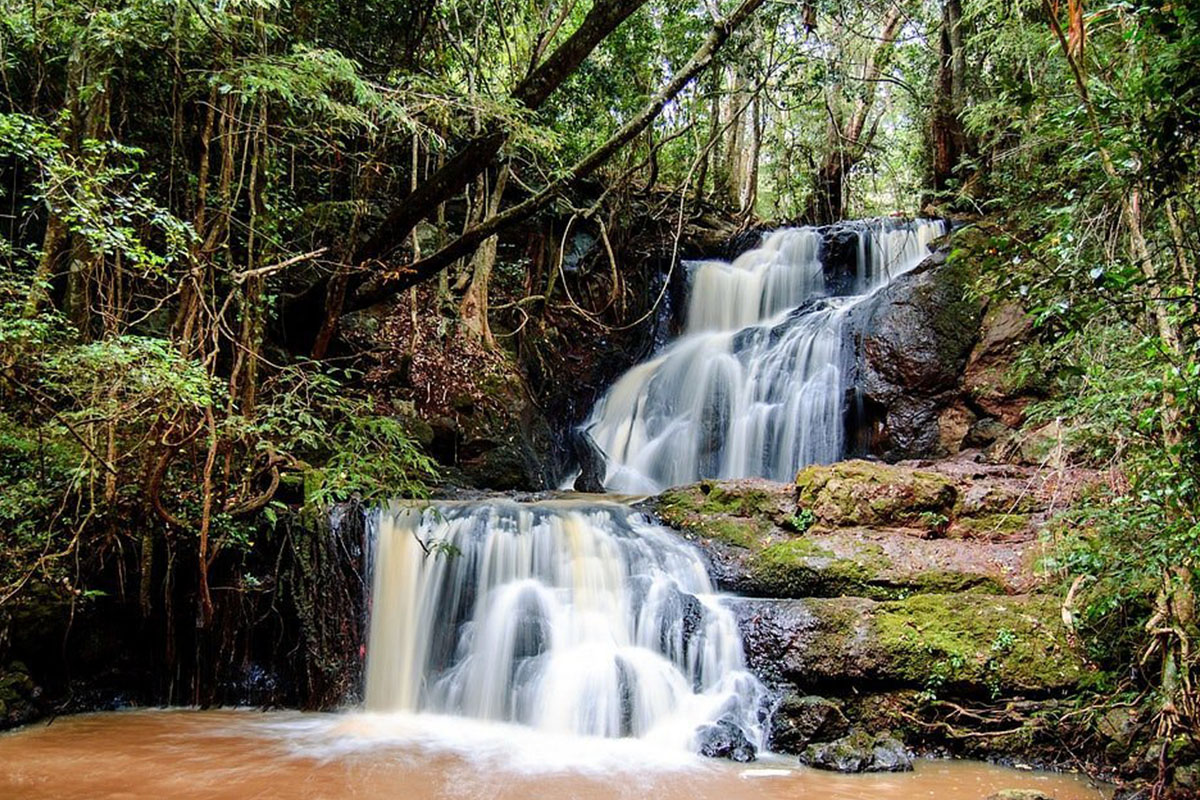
[804,3,905,224]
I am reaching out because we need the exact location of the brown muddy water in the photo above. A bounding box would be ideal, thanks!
[0,709,1109,800]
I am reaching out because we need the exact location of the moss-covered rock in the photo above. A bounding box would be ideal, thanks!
[948,513,1033,540]
[795,460,957,529]
[731,593,1084,695]
[747,538,904,599]
[651,473,1034,598]
[770,693,850,753]
[799,730,913,773]
[0,662,39,727]
[870,593,1083,692]
[653,480,785,548]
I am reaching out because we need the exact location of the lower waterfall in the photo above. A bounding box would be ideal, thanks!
[584,219,946,493]
[363,500,766,756]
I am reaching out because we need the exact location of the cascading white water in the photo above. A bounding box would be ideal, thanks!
[364,500,766,754]
[584,219,945,493]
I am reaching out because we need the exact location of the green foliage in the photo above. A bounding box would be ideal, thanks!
[785,509,817,533]
[0,114,194,275]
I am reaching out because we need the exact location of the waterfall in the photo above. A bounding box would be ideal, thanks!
[584,219,945,493]
[364,500,766,754]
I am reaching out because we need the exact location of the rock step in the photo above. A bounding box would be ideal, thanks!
[728,593,1083,696]
[649,458,1104,600]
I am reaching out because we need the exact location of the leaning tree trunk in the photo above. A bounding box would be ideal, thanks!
[349,0,767,308]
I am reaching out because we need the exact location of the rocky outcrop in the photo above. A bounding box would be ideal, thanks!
[728,593,1083,693]
[770,693,849,752]
[648,457,1106,766]
[848,250,984,460]
[695,716,757,762]
[650,459,1095,600]
[963,303,1036,429]
[795,460,957,527]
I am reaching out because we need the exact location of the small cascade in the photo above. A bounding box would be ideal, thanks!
[584,219,945,493]
[364,500,766,755]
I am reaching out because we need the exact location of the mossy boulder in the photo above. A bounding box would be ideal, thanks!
[796,460,957,529]
[652,480,790,549]
[799,730,913,773]
[869,593,1082,692]
[730,593,1084,694]
[0,662,40,727]
[651,474,1033,598]
[740,536,1003,599]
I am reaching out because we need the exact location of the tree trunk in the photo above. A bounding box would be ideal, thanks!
[459,164,510,348]
[722,66,744,209]
[804,5,903,224]
[741,90,762,217]
[931,0,966,195]
[354,0,650,266]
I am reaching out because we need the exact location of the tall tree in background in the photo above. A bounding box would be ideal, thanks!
[804,3,905,223]
[930,0,967,197]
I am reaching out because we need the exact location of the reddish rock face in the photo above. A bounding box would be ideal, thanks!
[963,302,1036,429]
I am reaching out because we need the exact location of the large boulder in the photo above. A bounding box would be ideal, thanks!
[848,250,984,460]
[728,593,1084,694]
[770,693,849,753]
[695,716,757,762]
[0,662,40,728]
[964,303,1037,429]
[795,460,957,528]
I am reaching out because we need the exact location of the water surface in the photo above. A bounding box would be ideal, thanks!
[0,709,1110,800]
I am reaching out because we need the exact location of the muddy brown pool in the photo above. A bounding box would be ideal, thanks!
[0,709,1109,800]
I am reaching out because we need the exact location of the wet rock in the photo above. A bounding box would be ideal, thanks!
[985,791,1056,800]
[0,662,41,728]
[571,430,607,493]
[799,730,913,773]
[848,250,984,460]
[769,693,849,753]
[695,716,757,762]
[820,222,867,295]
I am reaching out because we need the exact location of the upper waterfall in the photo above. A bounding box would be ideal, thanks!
[364,500,766,755]
[583,219,945,493]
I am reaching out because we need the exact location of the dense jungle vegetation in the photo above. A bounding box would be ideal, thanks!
[0,0,1198,793]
